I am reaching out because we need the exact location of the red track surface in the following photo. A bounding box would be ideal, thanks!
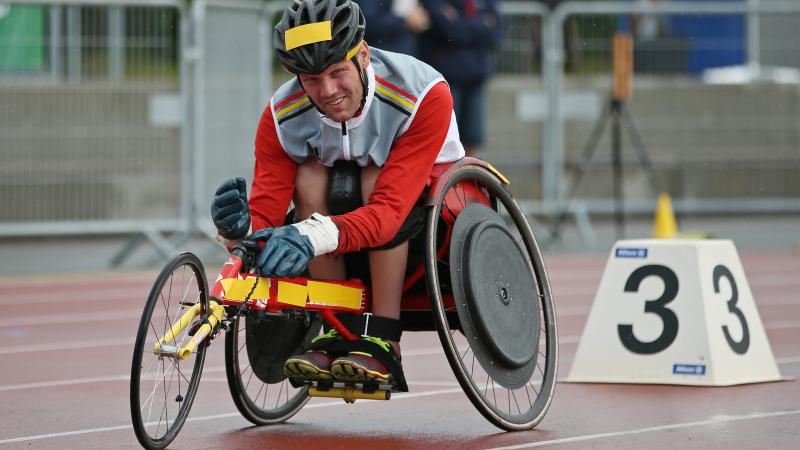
[1,251,798,449]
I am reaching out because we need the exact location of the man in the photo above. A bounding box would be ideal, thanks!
[354,0,429,56]
[418,0,502,156]
[210,0,464,389]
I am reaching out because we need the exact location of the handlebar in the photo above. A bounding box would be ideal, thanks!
[230,239,258,259]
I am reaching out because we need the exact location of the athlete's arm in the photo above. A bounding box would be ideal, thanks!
[332,81,453,253]
[249,104,298,231]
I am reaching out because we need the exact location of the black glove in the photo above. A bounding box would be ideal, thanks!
[249,226,315,278]
[211,177,251,240]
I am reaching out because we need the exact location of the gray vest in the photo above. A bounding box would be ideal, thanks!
[270,48,463,167]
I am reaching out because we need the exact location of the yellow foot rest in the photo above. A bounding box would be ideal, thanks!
[308,385,391,403]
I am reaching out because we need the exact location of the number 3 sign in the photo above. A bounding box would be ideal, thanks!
[567,240,782,386]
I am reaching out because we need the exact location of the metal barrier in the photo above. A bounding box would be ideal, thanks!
[0,0,188,243]
[482,2,550,200]
[543,1,800,214]
[190,0,279,238]
[3,0,800,258]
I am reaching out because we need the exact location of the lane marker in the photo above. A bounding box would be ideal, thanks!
[484,409,800,449]
[6,295,796,328]
[0,288,147,306]
[776,355,800,364]
[1,316,794,356]
[0,387,463,444]
[0,310,142,327]
[3,349,798,393]
[0,338,133,355]
[0,367,225,392]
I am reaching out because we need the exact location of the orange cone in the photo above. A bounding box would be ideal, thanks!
[652,192,678,239]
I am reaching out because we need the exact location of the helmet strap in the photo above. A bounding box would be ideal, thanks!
[351,56,368,114]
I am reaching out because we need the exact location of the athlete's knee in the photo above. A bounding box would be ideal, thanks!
[294,159,329,219]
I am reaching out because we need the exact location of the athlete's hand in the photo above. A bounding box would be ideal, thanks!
[211,177,251,240]
[250,226,315,278]
[249,213,339,278]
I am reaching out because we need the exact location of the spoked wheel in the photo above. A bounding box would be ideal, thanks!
[425,163,558,431]
[225,314,320,425]
[130,252,209,450]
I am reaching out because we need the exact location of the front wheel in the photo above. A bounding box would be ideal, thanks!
[130,253,209,450]
[425,163,558,431]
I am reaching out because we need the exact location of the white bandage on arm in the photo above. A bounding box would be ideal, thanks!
[291,213,339,256]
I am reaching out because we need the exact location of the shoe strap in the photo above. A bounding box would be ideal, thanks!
[334,312,402,342]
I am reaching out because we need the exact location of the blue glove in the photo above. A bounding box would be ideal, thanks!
[250,226,315,278]
[211,177,251,240]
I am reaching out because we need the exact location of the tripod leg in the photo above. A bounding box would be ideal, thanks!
[547,101,613,244]
[611,102,624,239]
[621,104,664,195]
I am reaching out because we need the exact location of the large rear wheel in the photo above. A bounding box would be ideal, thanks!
[425,163,558,431]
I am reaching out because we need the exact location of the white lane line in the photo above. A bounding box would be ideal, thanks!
[17,297,795,329]
[2,314,795,356]
[3,350,798,393]
[766,320,800,330]
[0,310,143,327]
[776,355,800,364]
[0,338,133,355]
[0,387,464,445]
[484,409,800,449]
[0,288,147,306]
[1,289,796,327]
[0,366,226,392]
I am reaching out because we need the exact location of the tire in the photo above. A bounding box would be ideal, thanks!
[130,253,209,450]
[224,314,319,425]
[424,164,558,431]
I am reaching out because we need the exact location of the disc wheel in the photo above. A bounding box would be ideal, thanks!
[224,314,319,425]
[130,252,209,450]
[425,163,558,431]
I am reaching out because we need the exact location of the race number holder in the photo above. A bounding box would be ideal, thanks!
[567,239,783,386]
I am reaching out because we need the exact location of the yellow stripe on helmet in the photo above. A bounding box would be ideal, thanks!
[285,21,332,51]
[345,40,363,61]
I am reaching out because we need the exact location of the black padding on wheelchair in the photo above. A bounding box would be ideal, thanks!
[246,316,321,384]
[450,203,540,389]
[327,160,362,215]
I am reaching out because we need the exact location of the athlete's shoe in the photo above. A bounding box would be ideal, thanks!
[330,337,397,384]
[283,351,333,381]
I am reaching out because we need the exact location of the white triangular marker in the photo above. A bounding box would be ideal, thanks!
[567,239,782,385]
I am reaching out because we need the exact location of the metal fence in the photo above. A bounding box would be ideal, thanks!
[2,0,800,254]
[0,0,186,238]
[191,0,278,238]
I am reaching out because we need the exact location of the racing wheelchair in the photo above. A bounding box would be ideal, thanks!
[129,158,558,449]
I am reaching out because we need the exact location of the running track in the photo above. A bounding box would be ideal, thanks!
[1,251,798,449]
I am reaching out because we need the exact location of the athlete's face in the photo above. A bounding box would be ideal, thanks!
[299,44,369,123]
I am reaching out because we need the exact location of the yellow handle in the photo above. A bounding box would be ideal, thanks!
[152,301,226,360]
[177,301,225,360]
[153,303,203,355]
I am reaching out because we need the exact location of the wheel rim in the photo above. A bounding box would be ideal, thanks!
[131,253,208,449]
[425,165,558,430]
[224,315,310,425]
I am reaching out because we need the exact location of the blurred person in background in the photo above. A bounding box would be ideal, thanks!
[210,0,464,391]
[355,0,430,56]
[418,0,502,157]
